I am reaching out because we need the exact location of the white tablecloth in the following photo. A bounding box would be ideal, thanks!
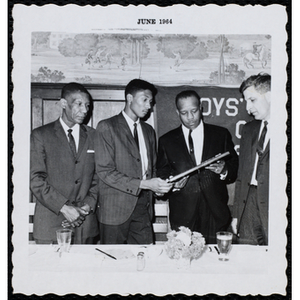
[27,244,268,275]
[12,243,286,296]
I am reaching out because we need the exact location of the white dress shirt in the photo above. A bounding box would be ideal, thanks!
[250,119,270,185]
[122,111,148,180]
[182,122,204,165]
[59,118,80,151]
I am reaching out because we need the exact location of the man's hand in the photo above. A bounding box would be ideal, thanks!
[140,178,173,194]
[171,176,189,192]
[61,204,90,228]
[231,218,238,235]
[80,203,91,214]
[60,205,83,222]
[205,160,225,174]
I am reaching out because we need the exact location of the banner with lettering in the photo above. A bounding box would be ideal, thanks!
[155,86,253,154]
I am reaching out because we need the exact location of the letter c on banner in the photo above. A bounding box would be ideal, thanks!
[235,120,246,139]
[234,144,240,155]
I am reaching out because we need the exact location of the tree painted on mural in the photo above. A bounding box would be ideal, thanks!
[58,38,77,57]
[31,32,51,51]
[157,34,208,61]
[209,63,245,85]
[97,34,152,66]
[127,34,152,65]
[31,67,65,83]
[188,40,209,59]
[74,34,99,56]
[206,35,230,53]
[57,33,152,68]
[206,35,232,84]
[97,35,123,55]
[58,34,99,57]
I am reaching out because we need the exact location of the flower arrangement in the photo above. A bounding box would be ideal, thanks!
[165,226,206,261]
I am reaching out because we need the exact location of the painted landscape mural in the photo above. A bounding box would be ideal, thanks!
[31,33,271,86]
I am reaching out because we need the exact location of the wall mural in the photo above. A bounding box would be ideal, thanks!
[31,33,271,86]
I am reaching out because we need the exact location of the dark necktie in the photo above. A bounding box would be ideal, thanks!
[256,121,268,179]
[188,129,196,165]
[133,123,139,150]
[256,121,268,157]
[68,129,77,158]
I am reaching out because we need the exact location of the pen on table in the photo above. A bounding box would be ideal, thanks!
[95,248,117,260]
[214,246,220,255]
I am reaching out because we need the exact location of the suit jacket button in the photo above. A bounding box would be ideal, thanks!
[75,180,79,184]
[137,158,140,162]
[75,160,78,164]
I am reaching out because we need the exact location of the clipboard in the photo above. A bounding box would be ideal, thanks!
[167,151,230,183]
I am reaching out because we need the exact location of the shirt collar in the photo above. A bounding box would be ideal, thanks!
[263,119,269,126]
[59,117,80,135]
[181,121,203,135]
[260,118,270,131]
[122,110,140,127]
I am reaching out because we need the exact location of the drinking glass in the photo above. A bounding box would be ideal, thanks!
[216,231,233,261]
[56,228,72,253]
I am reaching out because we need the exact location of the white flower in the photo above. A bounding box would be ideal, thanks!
[165,226,206,260]
[176,231,191,246]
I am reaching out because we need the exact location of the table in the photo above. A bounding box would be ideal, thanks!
[12,244,286,296]
[27,244,268,274]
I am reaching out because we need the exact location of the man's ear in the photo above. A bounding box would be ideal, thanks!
[264,91,271,104]
[126,94,133,104]
[199,103,203,112]
[60,98,67,109]
[176,109,179,117]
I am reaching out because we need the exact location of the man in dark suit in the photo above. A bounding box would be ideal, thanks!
[157,90,238,244]
[232,73,271,245]
[30,82,99,244]
[95,79,173,244]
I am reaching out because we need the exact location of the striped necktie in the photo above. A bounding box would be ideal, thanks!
[257,121,268,157]
[256,121,268,179]
[188,129,196,165]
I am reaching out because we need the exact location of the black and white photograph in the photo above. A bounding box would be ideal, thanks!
[10,2,289,297]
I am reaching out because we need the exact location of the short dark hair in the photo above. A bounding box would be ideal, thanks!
[125,79,157,100]
[61,82,90,100]
[175,90,201,109]
[240,73,271,94]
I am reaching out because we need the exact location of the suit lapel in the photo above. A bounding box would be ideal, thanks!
[140,123,151,176]
[117,113,140,157]
[260,139,270,160]
[54,119,74,157]
[141,122,151,160]
[77,125,87,159]
[175,127,195,166]
[202,123,211,162]
[250,120,262,167]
